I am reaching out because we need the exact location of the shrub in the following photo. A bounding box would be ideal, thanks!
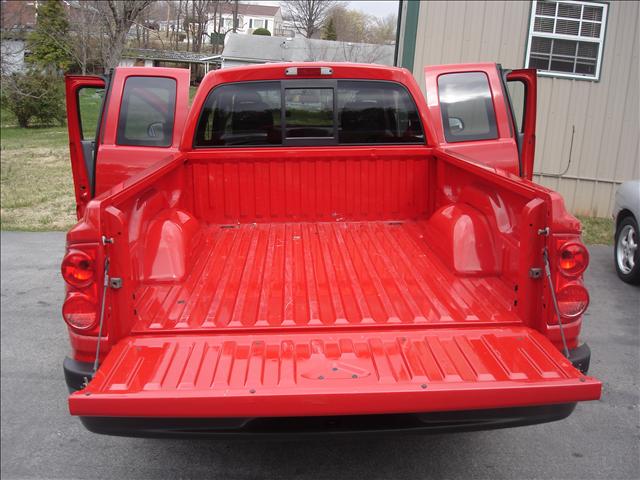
[2,72,66,128]
[252,28,271,36]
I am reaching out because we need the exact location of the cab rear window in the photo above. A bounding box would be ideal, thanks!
[193,80,424,147]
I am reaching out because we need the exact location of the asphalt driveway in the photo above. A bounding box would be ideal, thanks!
[1,231,638,479]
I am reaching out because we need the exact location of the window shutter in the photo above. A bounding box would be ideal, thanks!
[526,0,608,80]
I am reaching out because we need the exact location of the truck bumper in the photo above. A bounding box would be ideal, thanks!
[63,357,94,393]
[77,403,577,438]
[568,343,591,374]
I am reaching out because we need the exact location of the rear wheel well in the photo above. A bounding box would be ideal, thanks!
[616,209,635,227]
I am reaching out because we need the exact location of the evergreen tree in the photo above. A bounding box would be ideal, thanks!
[323,17,337,40]
[26,0,72,74]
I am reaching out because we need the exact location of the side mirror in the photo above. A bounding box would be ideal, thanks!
[448,117,465,132]
[147,122,165,139]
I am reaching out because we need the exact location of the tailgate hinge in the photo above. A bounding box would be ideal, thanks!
[109,277,123,289]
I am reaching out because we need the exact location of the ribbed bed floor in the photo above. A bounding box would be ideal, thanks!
[132,221,517,332]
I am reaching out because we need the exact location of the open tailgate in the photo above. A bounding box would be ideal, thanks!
[70,327,600,418]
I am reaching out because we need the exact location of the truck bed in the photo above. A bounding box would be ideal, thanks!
[132,220,517,333]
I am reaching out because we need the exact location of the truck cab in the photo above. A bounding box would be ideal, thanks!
[61,63,600,436]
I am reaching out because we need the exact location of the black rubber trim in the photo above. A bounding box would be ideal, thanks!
[63,357,93,393]
[568,343,591,374]
[78,403,577,438]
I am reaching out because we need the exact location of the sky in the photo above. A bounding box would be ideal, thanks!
[345,1,399,18]
[253,1,400,19]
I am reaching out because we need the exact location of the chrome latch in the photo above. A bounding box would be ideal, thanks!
[101,235,114,245]
[537,227,550,236]
[109,277,123,289]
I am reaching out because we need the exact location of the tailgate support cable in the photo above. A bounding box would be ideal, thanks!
[92,256,110,375]
[543,248,570,358]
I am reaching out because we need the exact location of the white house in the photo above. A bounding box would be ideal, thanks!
[207,3,284,37]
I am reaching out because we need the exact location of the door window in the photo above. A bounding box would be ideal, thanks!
[77,87,104,140]
[506,80,526,134]
[437,72,498,143]
[116,76,177,147]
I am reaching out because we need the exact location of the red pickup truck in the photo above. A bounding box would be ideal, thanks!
[62,63,601,436]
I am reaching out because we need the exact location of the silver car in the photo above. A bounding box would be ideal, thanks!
[613,180,640,284]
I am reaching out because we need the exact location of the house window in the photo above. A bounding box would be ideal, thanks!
[525,0,608,80]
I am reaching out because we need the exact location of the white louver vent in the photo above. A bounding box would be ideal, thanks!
[526,0,608,80]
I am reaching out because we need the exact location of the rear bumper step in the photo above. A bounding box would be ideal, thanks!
[79,403,577,438]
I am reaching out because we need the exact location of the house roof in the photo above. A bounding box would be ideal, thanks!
[122,48,219,64]
[221,33,395,65]
[215,3,280,17]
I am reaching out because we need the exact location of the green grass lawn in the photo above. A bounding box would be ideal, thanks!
[1,88,105,231]
[1,103,76,231]
[0,84,616,240]
[578,215,614,245]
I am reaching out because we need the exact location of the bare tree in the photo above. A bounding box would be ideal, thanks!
[369,14,398,45]
[304,40,390,64]
[184,0,212,52]
[284,0,340,39]
[68,2,102,74]
[174,0,184,49]
[95,0,154,70]
[231,0,238,33]
[207,0,237,54]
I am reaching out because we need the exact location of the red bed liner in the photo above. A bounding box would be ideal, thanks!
[132,221,517,333]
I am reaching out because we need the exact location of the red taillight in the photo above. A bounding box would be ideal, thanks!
[62,293,97,330]
[558,241,588,277]
[62,250,94,287]
[556,283,589,319]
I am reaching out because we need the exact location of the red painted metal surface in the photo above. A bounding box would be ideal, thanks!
[65,75,106,218]
[131,221,517,333]
[70,327,600,417]
[185,146,431,223]
[61,63,601,421]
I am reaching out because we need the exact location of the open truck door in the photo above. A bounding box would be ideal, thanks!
[65,68,191,216]
[505,68,538,180]
[65,75,106,218]
[424,64,537,179]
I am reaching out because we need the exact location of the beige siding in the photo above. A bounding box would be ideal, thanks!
[412,0,640,217]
